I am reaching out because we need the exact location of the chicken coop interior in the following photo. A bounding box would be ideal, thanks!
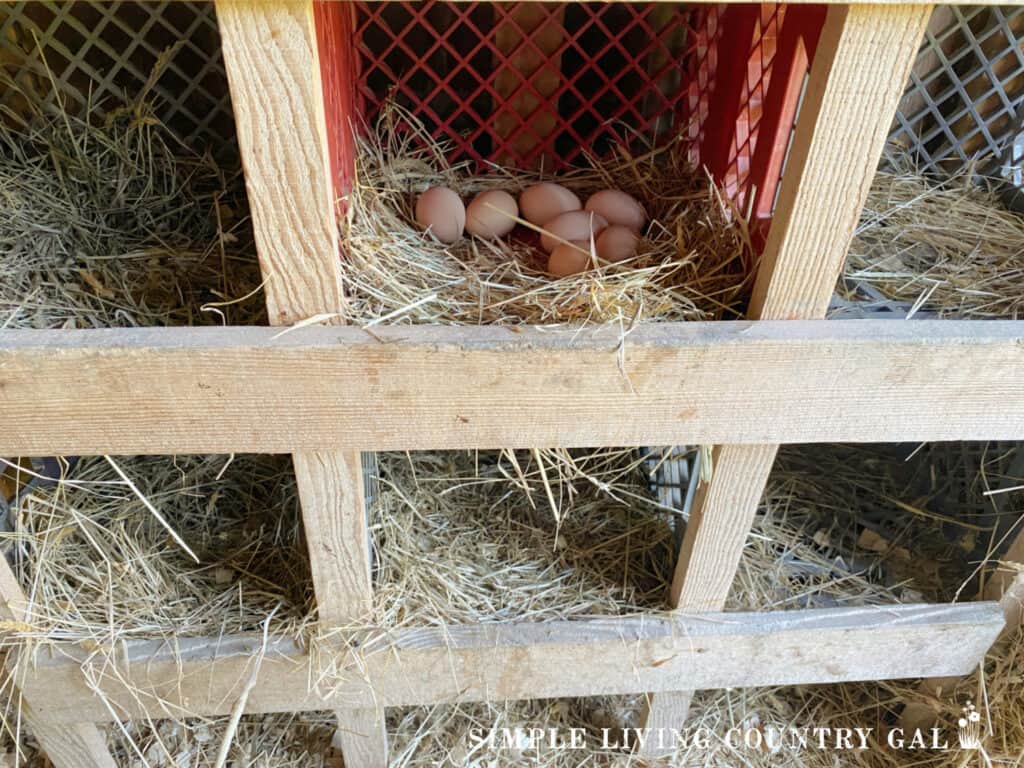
[0,1,1023,767]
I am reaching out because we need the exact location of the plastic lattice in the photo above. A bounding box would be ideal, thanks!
[339,1,824,224]
[888,5,1024,188]
[0,1,235,148]
[353,2,697,170]
[683,4,823,220]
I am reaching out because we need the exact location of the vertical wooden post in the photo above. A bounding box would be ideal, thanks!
[0,561,116,768]
[639,4,933,754]
[216,2,386,766]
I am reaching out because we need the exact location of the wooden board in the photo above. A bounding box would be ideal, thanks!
[2,320,1023,454]
[216,2,386,764]
[749,4,936,322]
[19,602,1003,724]
[0,560,116,768]
[668,444,778,611]
[641,4,936,749]
[293,451,374,626]
[216,0,343,328]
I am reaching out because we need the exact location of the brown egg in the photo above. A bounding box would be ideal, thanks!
[585,189,647,232]
[547,241,592,277]
[466,190,518,239]
[596,225,639,263]
[539,210,608,253]
[415,187,465,244]
[519,182,581,225]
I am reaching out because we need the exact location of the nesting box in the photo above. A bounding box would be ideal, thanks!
[316,2,827,226]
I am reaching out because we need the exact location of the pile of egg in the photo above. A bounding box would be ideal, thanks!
[414,182,646,277]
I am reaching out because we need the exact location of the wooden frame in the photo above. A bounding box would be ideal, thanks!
[1,2,1017,767]
[640,3,936,749]
[2,320,1024,454]
[17,603,1005,723]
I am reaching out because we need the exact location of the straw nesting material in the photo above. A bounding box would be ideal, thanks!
[842,162,1024,319]
[2,454,313,646]
[0,79,263,330]
[366,445,904,630]
[368,449,679,628]
[6,443,987,766]
[2,443,970,649]
[339,104,755,327]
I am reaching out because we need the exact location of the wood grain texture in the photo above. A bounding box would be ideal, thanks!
[642,5,934,749]
[2,320,1023,454]
[749,4,934,321]
[293,452,386,765]
[669,444,779,611]
[216,0,344,327]
[293,451,373,626]
[333,707,388,768]
[217,3,384,764]
[20,602,1003,724]
[903,574,1024,733]
[16,707,115,768]
[642,444,779,742]
[0,559,116,767]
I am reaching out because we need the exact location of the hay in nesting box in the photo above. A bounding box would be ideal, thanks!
[0,77,262,329]
[842,161,1024,319]
[6,445,958,766]
[2,454,313,645]
[339,104,755,326]
[368,449,678,626]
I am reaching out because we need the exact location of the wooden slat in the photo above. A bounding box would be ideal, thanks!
[1,320,1023,454]
[902,571,1024,731]
[216,0,343,328]
[641,4,935,750]
[19,602,1003,724]
[0,561,115,768]
[15,707,115,768]
[748,4,936,323]
[293,451,374,626]
[668,444,777,611]
[293,451,385,760]
[216,2,386,764]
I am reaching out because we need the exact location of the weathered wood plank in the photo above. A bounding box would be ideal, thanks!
[19,602,1003,724]
[217,2,385,763]
[641,4,935,748]
[1,320,1022,454]
[293,451,374,627]
[749,4,936,322]
[0,560,116,767]
[216,0,343,328]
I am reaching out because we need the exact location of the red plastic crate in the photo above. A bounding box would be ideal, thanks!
[315,1,825,225]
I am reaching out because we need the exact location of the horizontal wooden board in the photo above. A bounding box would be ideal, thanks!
[2,321,1023,454]
[20,602,1002,724]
